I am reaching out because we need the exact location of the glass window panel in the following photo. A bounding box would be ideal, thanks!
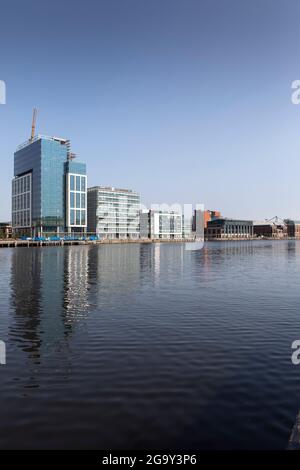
[76,176,80,191]
[81,211,86,225]
[70,175,75,191]
[76,193,80,208]
[70,210,75,225]
[81,193,86,209]
[70,192,75,208]
[76,210,80,225]
[81,177,86,191]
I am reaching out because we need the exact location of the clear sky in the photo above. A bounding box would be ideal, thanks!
[1,0,300,221]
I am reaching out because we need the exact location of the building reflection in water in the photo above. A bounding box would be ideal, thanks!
[9,246,90,388]
[139,242,187,288]
[63,246,89,326]
[87,244,142,305]
[8,241,212,387]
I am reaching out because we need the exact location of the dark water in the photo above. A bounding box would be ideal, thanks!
[1,240,300,449]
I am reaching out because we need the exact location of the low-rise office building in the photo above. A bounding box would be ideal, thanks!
[192,209,205,239]
[87,186,140,239]
[284,219,300,238]
[253,221,287,238]
[204,210,221,228]
[206,218,253,240]
[140,210,182,239]
[0,222,12,238]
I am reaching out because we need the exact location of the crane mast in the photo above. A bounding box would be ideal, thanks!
[30,108,37,142]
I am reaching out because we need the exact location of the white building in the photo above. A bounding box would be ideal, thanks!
[140,210,183,239]
[87,186,140,239]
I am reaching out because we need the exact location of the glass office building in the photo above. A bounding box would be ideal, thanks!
[65,161,87,233]
[12,135,87,236]
[87,186,140,239]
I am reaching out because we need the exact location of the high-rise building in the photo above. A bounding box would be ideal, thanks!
[65,161,87,233]
[87,186,140,239]
[12,135,87,236]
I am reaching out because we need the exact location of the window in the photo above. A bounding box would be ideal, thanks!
[70,192,75,208]
[76,210,80,225]
[81,177,86,192]
[76,193,80,208]
[70,210,75,225]
[81,211,86,225]
[81,193,85,208]
[76,176,81,191]
[12,173,32,228]
[70,175,75,191]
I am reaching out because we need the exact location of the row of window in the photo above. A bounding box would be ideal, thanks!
[70,175,86,192]
[97,203,140,209]
[12,210,31,227]
[70,209,86,226]
[99,228,140,233]
[12,193,31,211]
[98,224,139,228]
[223,226,252,232]
[12,174,31,196]
[70,192,86,209]
[97,194,139,200]
[208,228,252,234]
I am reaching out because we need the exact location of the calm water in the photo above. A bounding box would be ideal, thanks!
[1,240,300,449]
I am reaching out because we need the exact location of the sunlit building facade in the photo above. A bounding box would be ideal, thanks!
[12,135,87,236]
[140,210,183,239]
[87,186,140,239]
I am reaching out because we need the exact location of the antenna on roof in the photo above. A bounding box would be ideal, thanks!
[30,108,37,142]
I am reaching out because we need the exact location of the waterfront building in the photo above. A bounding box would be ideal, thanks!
[206,218,253,240]
[140,210,183,239]
[182,213,193,239]
[0,222,12,238]
[204,210,221,228]
[87,186,140,239]
[253,221,287,239]
[192,209,205,239]
[284,219,300,238]
[65,160,87,233]
[12,135,87,236]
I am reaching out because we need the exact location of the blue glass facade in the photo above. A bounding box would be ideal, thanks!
[12,136,87,235]
[14,139,42,229]
[40,138,67,230]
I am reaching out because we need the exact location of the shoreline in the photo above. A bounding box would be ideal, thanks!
[0,237,298,248]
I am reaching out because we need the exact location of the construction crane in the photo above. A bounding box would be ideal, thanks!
[30,107,37,142]
[266,216,285,225]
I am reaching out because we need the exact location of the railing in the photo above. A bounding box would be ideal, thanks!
[16,135,65,152]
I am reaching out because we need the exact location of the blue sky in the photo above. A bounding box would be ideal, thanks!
[1,0,300,220]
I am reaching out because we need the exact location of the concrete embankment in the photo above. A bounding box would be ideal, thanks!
[0,238,193,249]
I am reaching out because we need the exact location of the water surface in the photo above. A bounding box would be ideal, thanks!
[0,240,300,449]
